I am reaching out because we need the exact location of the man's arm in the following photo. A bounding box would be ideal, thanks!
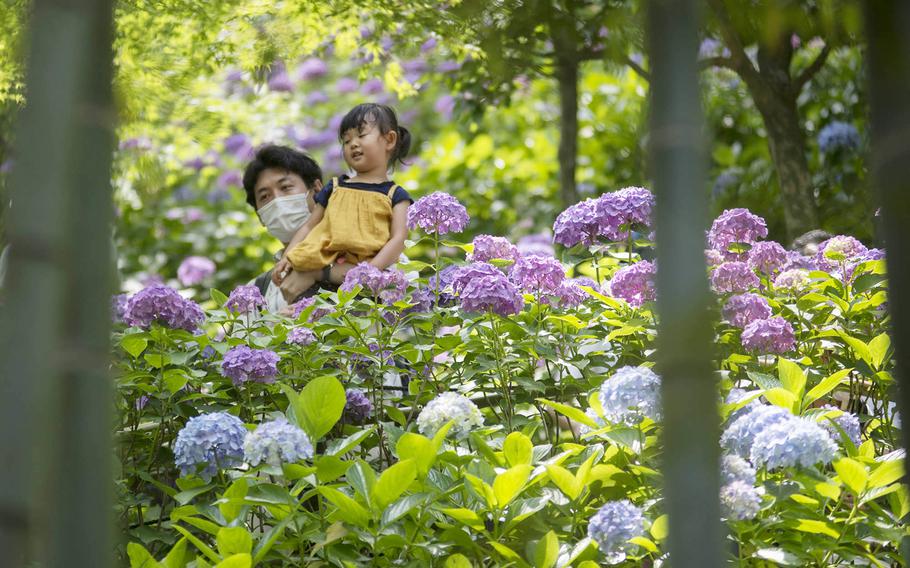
[370,202,409,270]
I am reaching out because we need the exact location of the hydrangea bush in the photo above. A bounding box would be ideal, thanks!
[115,195,900,567]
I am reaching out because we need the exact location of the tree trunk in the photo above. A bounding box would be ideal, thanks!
[553,26,580,208]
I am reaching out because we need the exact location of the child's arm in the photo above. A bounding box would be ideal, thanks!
[370,202,410,270]
[273,204,325,284]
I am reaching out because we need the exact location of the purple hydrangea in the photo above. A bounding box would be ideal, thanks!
[174,412,246,480]
[361,78,384,95]
[720,481,763,521]
[290,297,315,318]
[818,121,861,154]
[407,192,469,235]
[722,293,772,329]
[335,77,358,94]
[708,208,768,251]
[608,261,656,307]
[225,284,266,314]
[468,235,520,264]
[819,405,862,447]
[511,254,566,294]
[517,233,555,257]
[340,263,409,303]
[750,417,837,469]
[721,404,793,458]
[434,95,456,119]
[747,241,788,275]
[112,293,129,324]
[781,250,817,271]
[267,65,294,92]
[598,366,662,426]
[177,256,216,287]
[551,280,588,308]
[711,261,759,293]
[588,500,646,563]
[343,389,373,423]
[553,198,601,247]
[296,57,328,80]
[774,269,811,292]
[740,317,796,354]
[815,235,868,272]
[705,248,727,267]
[572,276,604,295]
[450,262,503,295]
[458,271,525,316]
[244,418,313,466]
[287,327,316,346]
[125,285,205,331]
[221,345,280,385]
[595,186,655,240]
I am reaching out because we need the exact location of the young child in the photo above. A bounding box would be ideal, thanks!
[274,103,413,301]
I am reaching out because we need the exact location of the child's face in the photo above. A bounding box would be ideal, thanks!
[341,121,396,174]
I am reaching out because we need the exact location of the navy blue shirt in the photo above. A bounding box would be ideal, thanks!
[315,175,413,208]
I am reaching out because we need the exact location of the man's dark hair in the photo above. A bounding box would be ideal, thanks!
[242,145,323,209]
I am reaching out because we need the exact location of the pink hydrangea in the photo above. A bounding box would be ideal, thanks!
[711,262,759,293]
[458,272,524,316]
[723,293,772,328]
[177,256,216,286]
[511,254,566,294]
[741,317,796,354]
[468,235,520,263]
[608,261,656,307]
[340,263,409,303]
[708,208,768,251]
[747,241,788,275]
[407,192,469,235]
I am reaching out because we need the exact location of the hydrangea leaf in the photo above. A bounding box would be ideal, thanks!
[216,527,252,557]
[373,458,417,510]
[493,464,532,508]
[834,457,868,495]
[294,376,346,441]
[804,368,852,405]
[212,553,251,568]
[533,530,559,568]
[317,487,371,528]
[503,432,533,467]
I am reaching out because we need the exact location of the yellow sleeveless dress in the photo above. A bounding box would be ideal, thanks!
[286,177,398,271]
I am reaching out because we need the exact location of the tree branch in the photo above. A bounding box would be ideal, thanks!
[706,0,758,81]
[793,44,832,93]
[699,56,737,71]
[623,55,650,82]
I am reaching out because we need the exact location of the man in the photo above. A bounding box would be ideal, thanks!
[241,144,337,312]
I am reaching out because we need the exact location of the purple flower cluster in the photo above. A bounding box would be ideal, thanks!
[174,412,246,480]
[708,208,768,251]
[740,317,796,354]
[517,233,555,257]
[815,235,868,272]
[287,327,316,346]
[468,235,520,263]
[407,192,469,235]
[553,199,602,247]
[722,293,772,329]
[711,262,759,293]
[608,261,656,307]
[177,256,216,286]
[587,500,646,563]
[747,241,787,275]
[510,254,566,294]
[553,187,655,248]
[450,262,503,295]
[340,263,409,303]
[458,269,524,316]
[112,293,129,324]
[551,280,588,308]
[781,250,817,271]
[221,345,280,385]
[225,284,265,314]
[343,389,373,423]
[774,269,811,293]
[125,285,205,331]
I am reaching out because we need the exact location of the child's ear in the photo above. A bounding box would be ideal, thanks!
[384,129,398,149]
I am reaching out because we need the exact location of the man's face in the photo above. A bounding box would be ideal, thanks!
[253,168,319,211]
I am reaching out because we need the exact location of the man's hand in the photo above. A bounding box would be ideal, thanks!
[272,257,291,285]
[279,270,313,303]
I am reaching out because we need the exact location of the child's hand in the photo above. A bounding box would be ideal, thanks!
[272,257,291,285]
[279,270,311,303]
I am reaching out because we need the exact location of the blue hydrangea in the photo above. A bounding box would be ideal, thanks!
[417,392,484,439]
[598,366,661,426]
[243,418,313,467]
[750,417,837,469]
[720,404,792,458]
[721,454,757,486]
[588,500,646,563]
[173,412,246,480]
[725,388,762,424]
[579,407,607,436]
[818,121,861,154]
[720,480,763,521]
[818,405,862,447]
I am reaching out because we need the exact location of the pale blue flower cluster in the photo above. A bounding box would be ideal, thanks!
[173,412,246,480]
[417,392,484,439]
[720,404,792,458]
[588,500,645,563]
[818,121,861,154]
[720,480,763,521]
[243,418,313,467]
[750,417,837,469]
[598,366,661,426]
[819,405,862,447]
[721,454,756,486]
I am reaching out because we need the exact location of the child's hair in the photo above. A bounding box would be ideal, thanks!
[242,145,323,209]
[338,103,411,168]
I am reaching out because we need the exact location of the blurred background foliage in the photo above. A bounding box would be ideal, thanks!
[0,0,874,297]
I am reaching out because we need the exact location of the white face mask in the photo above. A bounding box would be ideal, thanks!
[257,193,311,243]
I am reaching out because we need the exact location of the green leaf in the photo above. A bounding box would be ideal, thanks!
[347,459,376,507]
[317,487,371,528]
[216,527,252,557]
[218,478,247,523]
[764,387,798,412]
[396,432,436,476]
[315,455,352,483]
[804,368,852,405]
[382,493,425,525]
[444,554,473,568]
[534,530,559,568]
[326,426,376,456]
[121,335,149,359]
[163,369,189,394]
[493,464,532,508]
[838,332,872,365]
[794,519,840,539]
[464,474,496,509]
[546,464,579,500]
[629,536,658,553]
[162,538,188,568]
[868,458,905,489]
[834,457,868,495]
[869,332,891,369]
[373,459,417,510]
[173,525,220,563]
[537,398,597,428]
[778,358,806,397]
[650,514,669,541]
[210,288,229,306]
[213,554,251,568]
[293,376,346,440]
[502,432,533,467]
[127,542,162,568]
[440,507,484,529]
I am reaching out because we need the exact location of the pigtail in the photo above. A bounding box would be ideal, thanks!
[394,125,412,166]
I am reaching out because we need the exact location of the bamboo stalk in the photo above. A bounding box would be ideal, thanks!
[647,0,724,566]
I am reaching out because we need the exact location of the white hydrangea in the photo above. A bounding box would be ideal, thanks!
[417,392,484,439]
